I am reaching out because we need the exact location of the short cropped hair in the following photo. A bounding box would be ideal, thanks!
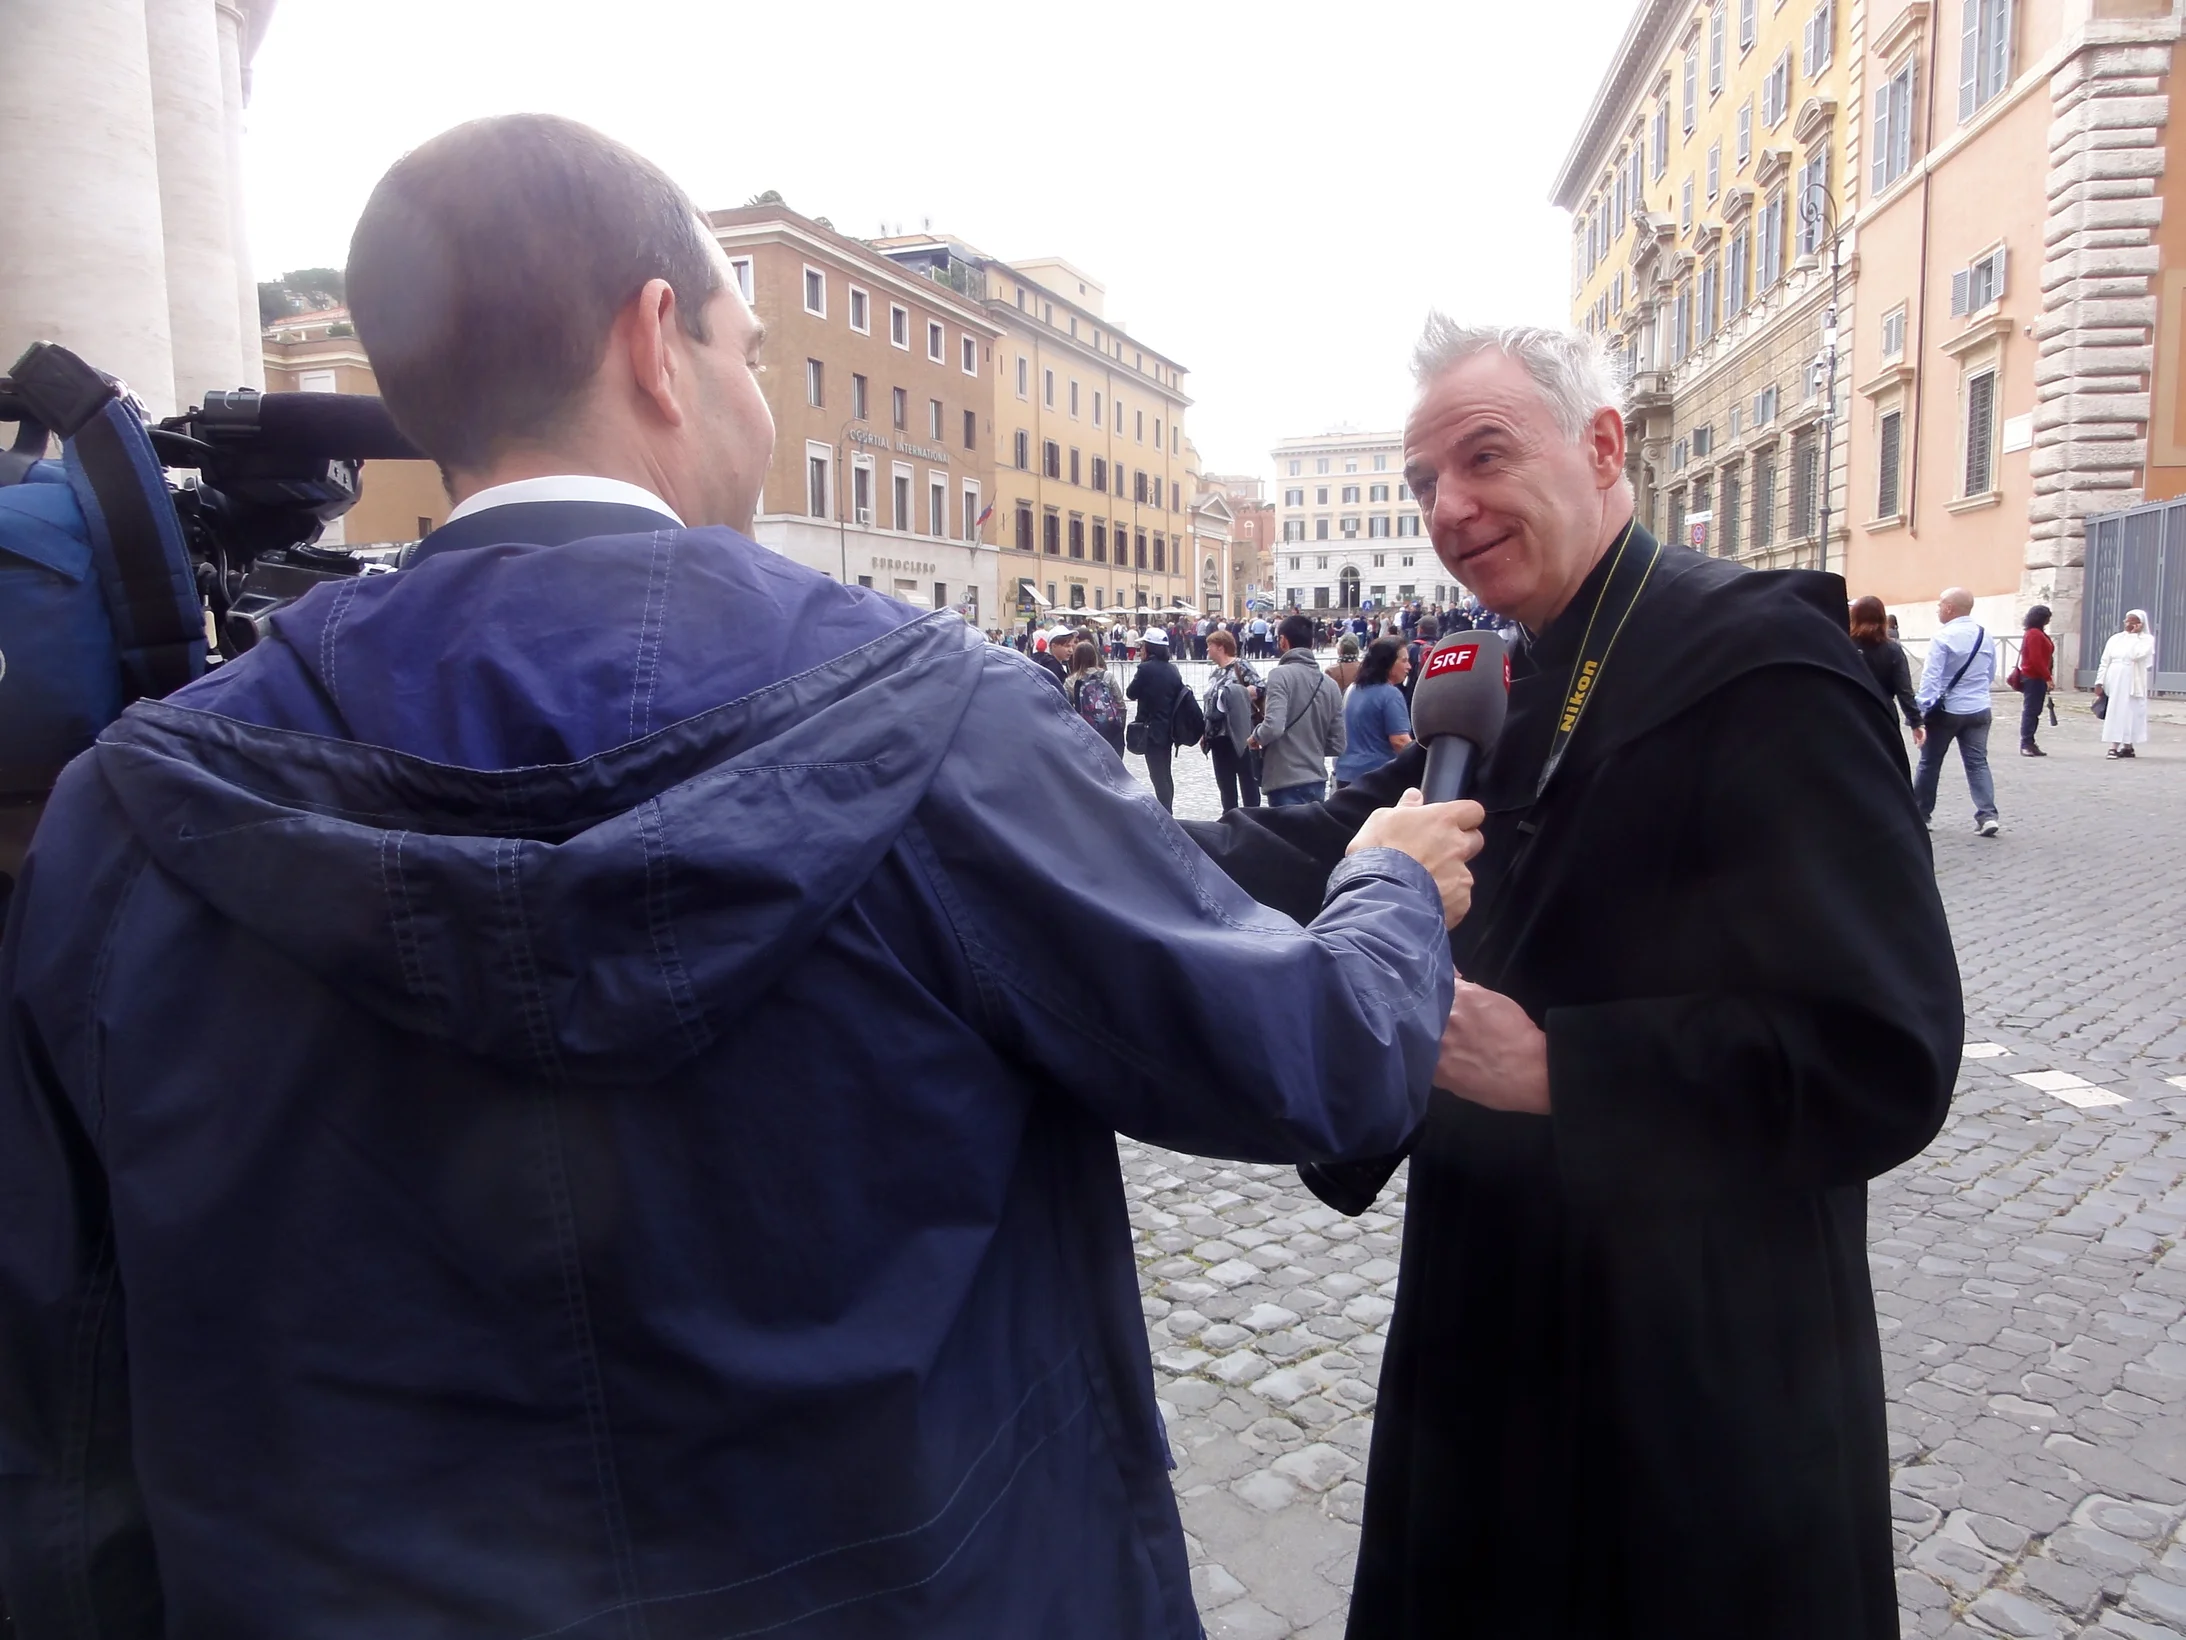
[1279,613,1316,651]
[1411,318,1627,443]
[1207,628,1236,656]
[348,114,724,470]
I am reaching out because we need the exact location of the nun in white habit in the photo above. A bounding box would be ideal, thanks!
[2097,608,2156,757]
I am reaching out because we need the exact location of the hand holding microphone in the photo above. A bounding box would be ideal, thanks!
[1349,790,1485,927]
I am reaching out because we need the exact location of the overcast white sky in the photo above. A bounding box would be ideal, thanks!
[245,0,1636,480]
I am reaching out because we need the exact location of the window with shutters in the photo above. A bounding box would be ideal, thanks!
[1683,44,1698,131]
[852,373,869,422]
[1015,356,1028,398]
[1694,424,1715,459]
[1681,176,1694,232]
[1699,260,1720,343]
[1755,383,1779,426]
[1672,285,1692,363]
[1068,446,1080,485]
[1876,410,1904,517]
[1960,0,2013,121]
[1013,429,1029,470]
[1043,511,1060,555]
[1882,306,1907,359]
[1737,102,1753,166]
[1722,471,1743,556]
[1874,61,1916,193]
[1668,491,1688,550]
[1095,457,1109,492]
[1758,194,1786,290]
[1673,436,1691,471]
[1015,506,1033,551]
[1951,244,2008,314]
[805,358,824,408]
[1791,427,1820,537]
[930,399,944,440]
[892,387,907,430]
[1707,143,1721,200]
[1796,149,1830,256]
[895,471,914,532]
[1043,440,1060,480]
[1739,0,1757,50]
[1093,522,1107,563]
[1726,230,1751,320]
[1753,449,1777,546]
[1802,0,1834,77]
[931,480,947,539]
[1963,369,1998,496]
[807,451,829,519]
[1763,51,1790,126]
[1068,517,1084,559]
[1709,6,1725,95]
[1652,102,1670,177]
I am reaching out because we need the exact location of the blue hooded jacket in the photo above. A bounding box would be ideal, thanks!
[0,502,1452,1638]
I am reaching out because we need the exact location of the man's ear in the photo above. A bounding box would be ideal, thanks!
[1587,404,1626,489]
[621,277,686,429]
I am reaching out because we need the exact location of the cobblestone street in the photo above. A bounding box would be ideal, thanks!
[1122,691,2186,1639]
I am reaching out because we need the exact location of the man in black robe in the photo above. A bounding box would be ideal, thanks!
[1182,322,1960,1638]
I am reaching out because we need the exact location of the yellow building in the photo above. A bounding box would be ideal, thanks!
[1555,0,1856,571]
[875,237,1199,623]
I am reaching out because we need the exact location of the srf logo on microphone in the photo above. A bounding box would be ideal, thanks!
[1423,644,1480,679]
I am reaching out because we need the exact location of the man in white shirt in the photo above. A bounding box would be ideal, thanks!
[1913,585,2001,836]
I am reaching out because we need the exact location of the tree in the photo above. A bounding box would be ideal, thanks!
[256,266,347,325]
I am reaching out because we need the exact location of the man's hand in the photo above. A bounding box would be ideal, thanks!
[1436,980,1550,1114]
[1347,789,1484,927]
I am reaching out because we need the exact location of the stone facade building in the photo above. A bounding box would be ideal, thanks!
[1555,0,1857,578]
[1268,429,1452,614]
[1204,473,1278,615]
[1,0,272,415]
[708,207,1004,623]
[873,236,1201,623]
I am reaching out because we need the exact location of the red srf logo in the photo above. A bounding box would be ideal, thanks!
[1423,644,1480,679]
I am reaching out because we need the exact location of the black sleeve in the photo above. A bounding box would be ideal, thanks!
[1889,646,1922,729]
[1180,743,1426,924]
[1547,665,1960,1202]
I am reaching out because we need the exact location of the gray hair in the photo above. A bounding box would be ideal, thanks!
[1410,316,1628,442]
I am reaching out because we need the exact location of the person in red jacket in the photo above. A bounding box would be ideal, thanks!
[2015,603,2056,756]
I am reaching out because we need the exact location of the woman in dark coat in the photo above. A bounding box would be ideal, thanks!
[2016,603,2055,755]
[1850,594,1921,775]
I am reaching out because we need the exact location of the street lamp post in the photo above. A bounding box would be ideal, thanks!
[1800,181,1844,578]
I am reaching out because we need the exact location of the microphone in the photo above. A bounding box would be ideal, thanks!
[1410,631,1510,803]
[189,390,426,462]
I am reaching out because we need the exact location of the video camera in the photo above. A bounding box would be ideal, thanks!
[1,340,425,658]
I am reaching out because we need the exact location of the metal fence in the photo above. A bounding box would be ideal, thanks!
[2080,499,2186,693]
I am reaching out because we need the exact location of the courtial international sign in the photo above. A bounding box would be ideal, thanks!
[846,427,949,465]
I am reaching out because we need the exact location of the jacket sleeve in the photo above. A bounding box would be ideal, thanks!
[1545,665,1960,1203]
[0,801,164,1635]
[1325,680,1349,758]
[1180,745,1422,924]
[1254,667,1294,746]
[1889,646,1922,729]
[916,664,1453,1163]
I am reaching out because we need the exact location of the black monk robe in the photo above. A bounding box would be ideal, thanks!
[1181,528,1960,1640]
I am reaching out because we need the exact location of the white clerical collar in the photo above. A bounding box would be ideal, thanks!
[444,474,685,527]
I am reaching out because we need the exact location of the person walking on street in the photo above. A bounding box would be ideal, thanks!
[1251,613,1346,807]
[1914,586,2000,835]
[1067,639,1126,756]
[1402,617,1439,707]
[1126,628,1185,812]
[1849,594,1923,777]
[2013,604,2056,757]
[2097,608,2157,758]
[1202,629,1260,811]
[1334,637,1414,789]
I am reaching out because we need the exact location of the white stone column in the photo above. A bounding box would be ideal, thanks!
[216,0,264,389]
[0,0,178,414]
[149,0,244,406]
[2028,30,2178,672]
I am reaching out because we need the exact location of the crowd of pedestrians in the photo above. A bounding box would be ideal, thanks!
[1847,585,2161,834]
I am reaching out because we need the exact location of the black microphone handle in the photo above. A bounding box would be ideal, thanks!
[1419,734,1479,804]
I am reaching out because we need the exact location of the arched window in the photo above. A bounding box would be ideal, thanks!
[1338,565,1362,608]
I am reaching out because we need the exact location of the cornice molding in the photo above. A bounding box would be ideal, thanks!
[1551,0,1690,207]
[1939,313,2014,358]
[1792,95,1838,145]
[1873,1,1931,62]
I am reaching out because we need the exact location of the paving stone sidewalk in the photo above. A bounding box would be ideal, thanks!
[1124,714,2186,1638]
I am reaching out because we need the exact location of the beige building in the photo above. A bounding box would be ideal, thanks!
[1844,0,2186,665]
[709,207,1005,623]
[1269,429,1447,613]
[875,237,1199,623]
[1557,0,1858,577]
[1204,473,1278,615]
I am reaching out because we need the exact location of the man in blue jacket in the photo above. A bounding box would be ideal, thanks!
[0,116,1478,1638]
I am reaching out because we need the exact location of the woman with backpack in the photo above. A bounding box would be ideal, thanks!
[1066,640,1126,757]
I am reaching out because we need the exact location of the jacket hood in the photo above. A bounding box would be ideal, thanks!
[91,613,988,1084]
